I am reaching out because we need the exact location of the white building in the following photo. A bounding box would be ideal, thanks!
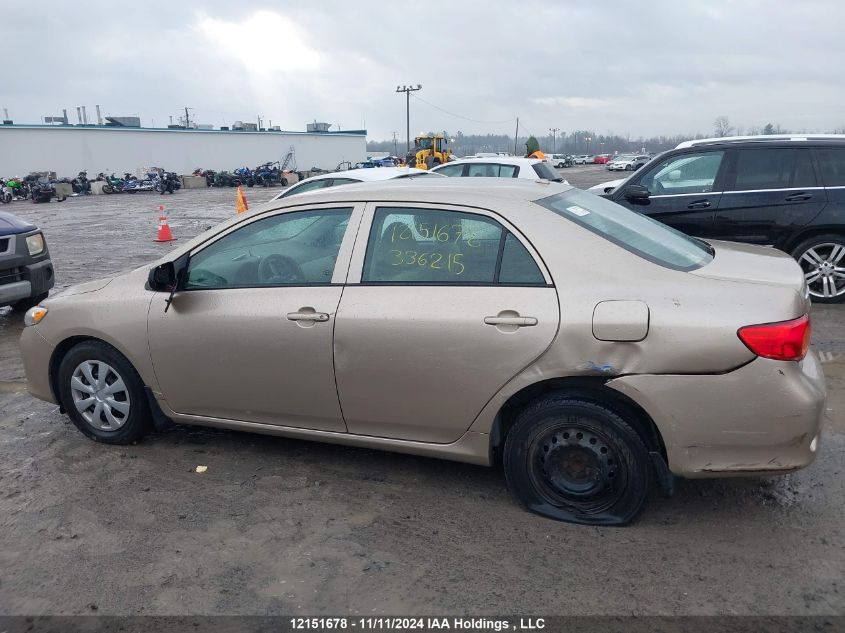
[0,124,367,176]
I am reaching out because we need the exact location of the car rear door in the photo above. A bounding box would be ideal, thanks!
[333,203,559,444]
[710,147,825,247]
[612,149,727,237]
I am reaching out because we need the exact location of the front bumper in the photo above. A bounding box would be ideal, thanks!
[20,325,57,404]
[608,353,827,477]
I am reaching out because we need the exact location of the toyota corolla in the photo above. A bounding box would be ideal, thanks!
[19,179,826,525]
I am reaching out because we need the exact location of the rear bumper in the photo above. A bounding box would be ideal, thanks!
[608,353,827,478]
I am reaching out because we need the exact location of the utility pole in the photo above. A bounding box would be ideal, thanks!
[184,107,193,129]
[396,84,422,153]
[549,127,559,153]
[514,117,519,155]
[392,131,398,156]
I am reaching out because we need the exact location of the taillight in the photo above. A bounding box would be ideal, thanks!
[737,314,811,361]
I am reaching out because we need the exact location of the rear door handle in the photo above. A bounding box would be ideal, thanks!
[686,199,711,210]
[287,311,330,322]
[785,192,812,202]
[484,316,538,327]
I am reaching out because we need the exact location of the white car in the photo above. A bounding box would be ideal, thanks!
[573,155,593,165]
[271,166,442,200]
[431,157,568,183]
[545,153,570,168]
[607,154,650,172]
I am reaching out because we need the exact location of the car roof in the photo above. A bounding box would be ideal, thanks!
[305,166,429,183]
[271,177,572,208]
[676,134,845,149]
[438,156,542,166]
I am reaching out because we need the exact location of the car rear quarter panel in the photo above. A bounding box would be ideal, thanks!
[468,201,810,437]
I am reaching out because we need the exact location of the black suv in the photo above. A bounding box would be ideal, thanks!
[600,137,845,302]
[0,211,55,309]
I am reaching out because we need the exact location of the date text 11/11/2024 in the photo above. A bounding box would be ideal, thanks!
[289,617,547,630]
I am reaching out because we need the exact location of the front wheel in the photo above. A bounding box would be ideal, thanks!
[57,340,152,444]
[503,395,653,526]
[792,234,845,303]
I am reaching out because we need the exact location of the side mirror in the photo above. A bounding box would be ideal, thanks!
[622,184,651,203]
[149,262,176,291]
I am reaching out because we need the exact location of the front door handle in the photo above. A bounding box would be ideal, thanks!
[785,192,812,202]
[686,199,711,210]
[287,311,330,322]
[484,316,538,326]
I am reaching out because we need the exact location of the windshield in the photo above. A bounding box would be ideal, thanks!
[417,138,433,150]
[531,162,564,182]
[534,190,714,271]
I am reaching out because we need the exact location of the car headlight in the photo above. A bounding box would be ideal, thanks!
[24,306,48,327]
[26,232,45,255]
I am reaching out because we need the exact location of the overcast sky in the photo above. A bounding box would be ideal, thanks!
[3,0,842,141]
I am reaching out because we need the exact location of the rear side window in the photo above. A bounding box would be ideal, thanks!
[362,207,545,285]
[815,148,845,186]
[466,163,519,178]
[531,162,563,182]
[535,190,713,271]
[731,148,816,190]
[433,164,464,177]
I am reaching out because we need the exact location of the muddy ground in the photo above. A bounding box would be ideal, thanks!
[0,165,842,616]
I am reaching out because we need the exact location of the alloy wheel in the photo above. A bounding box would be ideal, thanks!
[69,360,131,430]
[799,242,845,300]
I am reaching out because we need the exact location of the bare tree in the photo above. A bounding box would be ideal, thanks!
[713,116,734,137]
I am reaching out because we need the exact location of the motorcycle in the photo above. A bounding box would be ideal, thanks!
[71,171,91,195]
[1,180,12,204]
[213,171,240,187]
[156,171,179,194]
[29,177,56,203]
[234,166,255,187]
[3,178,25,201]
[101,173,125,194]
[193,168,215,187]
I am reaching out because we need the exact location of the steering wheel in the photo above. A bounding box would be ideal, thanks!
[257,254,305,284]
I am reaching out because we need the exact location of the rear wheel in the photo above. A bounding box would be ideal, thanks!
[58,341,152,444]
[792,234,845,303]
[503,395,653,525]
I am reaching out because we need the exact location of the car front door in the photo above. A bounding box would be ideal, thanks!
[147,204,362,431]
[613,149,727,237]
[333,204,559,444]
[710,147,826,248]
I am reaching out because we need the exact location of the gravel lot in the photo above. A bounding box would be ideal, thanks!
[0,165,842,616]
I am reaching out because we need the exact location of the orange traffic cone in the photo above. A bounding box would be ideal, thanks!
[154,208,176,242]
[236,185,249,214]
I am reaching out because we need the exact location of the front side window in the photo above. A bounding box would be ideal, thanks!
[639,151,724,195]
[535,190,713,271]
[731,148,816,191]
[531,162,564,182]
[185,208,352,289]
[362,207,545,284]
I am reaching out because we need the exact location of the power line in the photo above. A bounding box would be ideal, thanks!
[409,93,516,125]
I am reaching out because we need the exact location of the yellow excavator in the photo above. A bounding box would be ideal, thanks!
[406,134,454,170]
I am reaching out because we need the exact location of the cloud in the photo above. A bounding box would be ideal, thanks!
[0,0,842,139]
[195,11,322,73]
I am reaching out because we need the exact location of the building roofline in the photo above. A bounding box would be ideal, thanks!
[0,123,367,137]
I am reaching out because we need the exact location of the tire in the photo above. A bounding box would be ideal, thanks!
[102,184,113,194]
[625,165,633,171]
[11,292,48,312]
[503,394,653,526]
[280,177,288,187]
[57,340,152,444]
[791,234,845,303]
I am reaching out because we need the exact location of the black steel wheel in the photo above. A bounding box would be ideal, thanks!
[504,395,653,525]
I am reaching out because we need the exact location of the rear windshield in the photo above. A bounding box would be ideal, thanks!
[531,162,564,182]
[535,190,714,271]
